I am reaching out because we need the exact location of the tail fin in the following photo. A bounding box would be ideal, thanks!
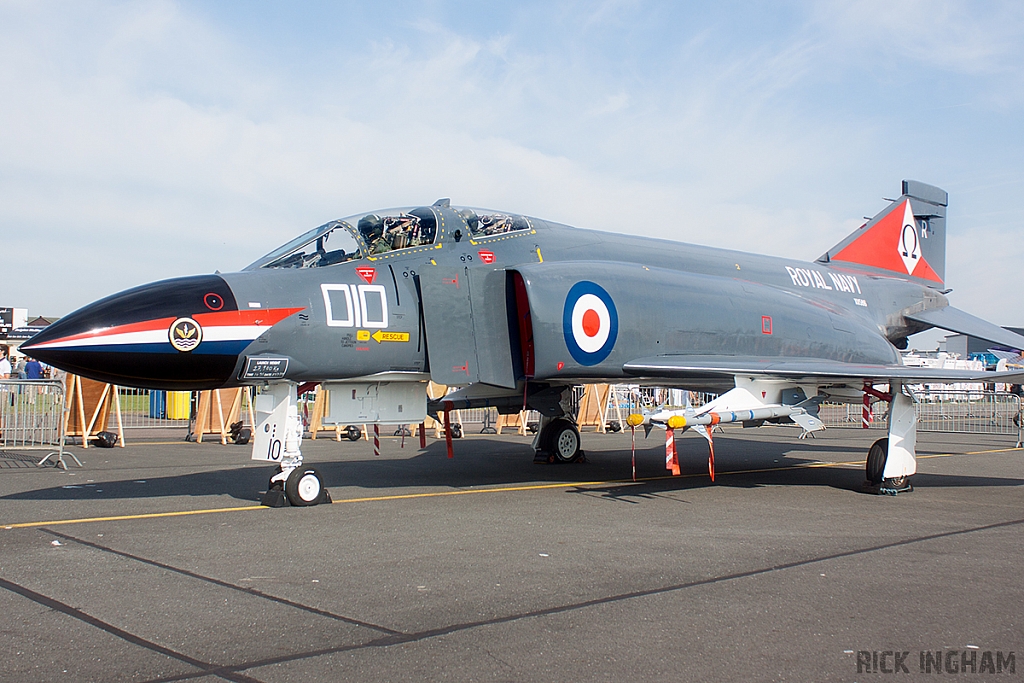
[818,180,947,286]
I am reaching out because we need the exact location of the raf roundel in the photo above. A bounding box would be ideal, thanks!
[562,281,618,366]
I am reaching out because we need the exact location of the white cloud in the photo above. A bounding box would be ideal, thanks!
[814,0,1024,75]
[0,0,1021,339]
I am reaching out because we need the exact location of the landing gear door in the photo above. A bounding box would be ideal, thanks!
[419,266,515,388]
[251,385,290,462]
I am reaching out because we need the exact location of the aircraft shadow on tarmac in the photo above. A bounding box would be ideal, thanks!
[5,436,1023,504]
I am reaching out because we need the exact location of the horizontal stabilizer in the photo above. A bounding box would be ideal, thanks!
[905,307,1024,352]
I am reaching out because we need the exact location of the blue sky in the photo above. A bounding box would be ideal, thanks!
[2,1,1023,348]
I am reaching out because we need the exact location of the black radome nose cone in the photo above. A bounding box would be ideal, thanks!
[23,275,242,390]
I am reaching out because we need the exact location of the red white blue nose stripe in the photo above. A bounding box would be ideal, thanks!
[26,308,303,356]
[563,281,617,366]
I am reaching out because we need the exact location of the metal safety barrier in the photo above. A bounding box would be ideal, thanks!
[115,387,192,428]
[820,390,1022,444]
[0,379,79,468]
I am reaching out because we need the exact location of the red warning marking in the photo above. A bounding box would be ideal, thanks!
[443,402,454,459]
[582,309,601,337]
[356,267,376,284]
[665,428,680,476]
[556,361,565,371]
[707,433,716,482]
[761,315,772,335]
[478,250,495,264]
[203,293,224,311]
[832,199,942,283]
[452,362,470,376]
[442,275,460,288]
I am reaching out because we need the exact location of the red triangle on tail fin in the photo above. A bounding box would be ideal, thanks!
[831,199,942,283]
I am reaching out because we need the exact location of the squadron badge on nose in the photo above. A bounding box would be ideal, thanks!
[169,317,203,352]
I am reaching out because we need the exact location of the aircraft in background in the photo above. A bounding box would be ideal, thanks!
[24,180,1024,505]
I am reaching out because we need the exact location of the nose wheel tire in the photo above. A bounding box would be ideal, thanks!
[285,466,330,506]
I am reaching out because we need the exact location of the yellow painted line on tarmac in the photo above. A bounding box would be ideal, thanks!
[919,446,1021,459]
[330,479,627,504]
[4,447,1020,530]
[3,505,266,530]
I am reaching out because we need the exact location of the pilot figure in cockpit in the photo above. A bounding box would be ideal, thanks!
[358,214,391,254]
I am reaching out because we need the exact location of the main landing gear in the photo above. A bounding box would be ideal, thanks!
[862,381,916,495]
[533,416,585,464]
[865,438,911,494]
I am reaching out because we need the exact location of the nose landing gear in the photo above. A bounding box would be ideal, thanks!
[257,383,331,507]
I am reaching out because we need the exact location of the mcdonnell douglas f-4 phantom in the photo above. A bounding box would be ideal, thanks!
[24,180,1024,504]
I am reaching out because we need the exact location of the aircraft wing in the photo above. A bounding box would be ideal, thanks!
[622,355,1024,386]
[904,306,1024,351]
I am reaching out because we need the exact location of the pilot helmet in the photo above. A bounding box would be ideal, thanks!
[458,208,479,232]
[358,214,383,241]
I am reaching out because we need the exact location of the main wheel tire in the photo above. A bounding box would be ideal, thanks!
[344,425,362,441]
[285,466,326,506]
[450,423,463,439]
[546,419,582,463]
[866,438,888,485]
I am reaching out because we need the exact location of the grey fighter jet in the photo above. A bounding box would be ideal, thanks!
[24,181,1024,505]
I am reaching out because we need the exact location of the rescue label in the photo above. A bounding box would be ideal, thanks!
[371,330,410,343]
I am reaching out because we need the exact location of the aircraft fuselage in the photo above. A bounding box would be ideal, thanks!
[25,205,940,391]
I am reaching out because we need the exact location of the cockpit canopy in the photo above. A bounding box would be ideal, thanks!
[246,204,532,270]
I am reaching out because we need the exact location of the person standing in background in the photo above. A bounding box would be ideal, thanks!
[24,355,43,404]
[24,356,42,380]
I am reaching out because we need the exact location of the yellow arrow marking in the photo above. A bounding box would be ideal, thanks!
[372,330,410,343]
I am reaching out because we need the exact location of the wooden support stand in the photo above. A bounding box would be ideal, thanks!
[64,374,125,448]
[194,388,252,444]
[576,384,610,433]
[495,411,528,436]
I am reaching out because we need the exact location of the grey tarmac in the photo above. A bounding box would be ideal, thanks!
[1,426,1022,682]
